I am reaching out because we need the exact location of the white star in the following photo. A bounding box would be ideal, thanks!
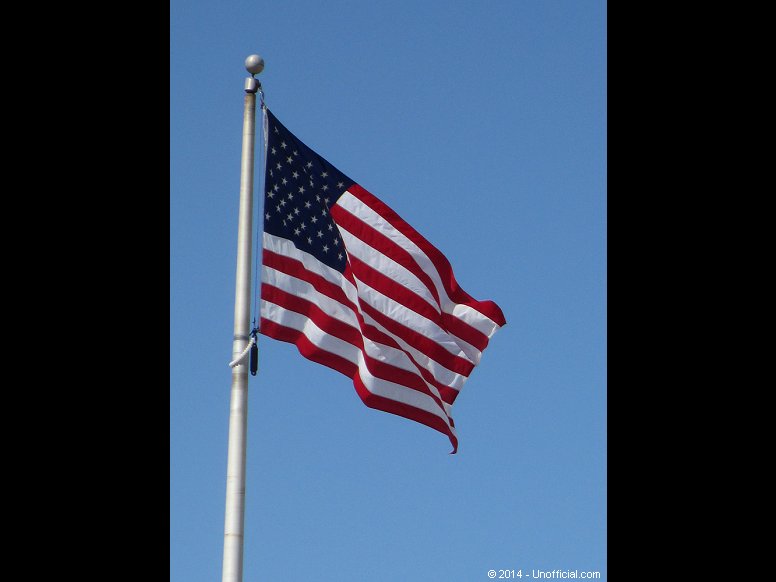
[281,141,287,149]
[276,162,282,170]
[336,181,344,188]
[306,161,313,169]
[273,184,280,191]
[294,207,300,215]
[311,216,318,224]
[287,192,294,200]
[321,184,329,191]
[274,127,279,134]
[268,191,275,199]
[317,230,324,238]
[322,244,329,253]
[321,171,328,178]
[286,213,293,221]
[281,177,287,185]
[338,252,343,261]
[294,228,301,236]
[292,171,299,179]
[304,201,312,209]
[265,213,271,220]
[327,223,333,231]
[298,186,305,194]
[293,150,299,156]
[307,237,313,245]
[271,146,277,155]
[279,199,286,207]
[300,222,306,230]
[333,238,339,246]
[286,156,293,164]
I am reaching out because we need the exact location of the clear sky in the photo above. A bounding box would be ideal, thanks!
[170,1,606,581]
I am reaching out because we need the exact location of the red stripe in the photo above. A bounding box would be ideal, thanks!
[261,235,477,447]
[264,254,468,401]
[346,184,506,327]
[261,283,362,347]
[441,312,490,353]
[262,282,455,420]
[262,316,458,452]
[347,254,441,323]
[333,195,497,350]
[335,244,476,378]
[352,372,458,454]
[353,311,461,405]
[260,318,359,378]
[263,248,351,307]
[331,203,442,308]
[346,241,490,353]
[267,231,490,354]
[358,299,475,377]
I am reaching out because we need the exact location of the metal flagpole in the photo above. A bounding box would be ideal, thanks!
[222,54,264,582]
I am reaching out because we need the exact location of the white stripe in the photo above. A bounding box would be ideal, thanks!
[263,265,465,398]
[359,368,456,436]
[337,223,441,315]
[263,232,349,290]
[265,229,488,357]
[357,307,466,392]
[338,219,482,363]
[353,276,477,365]
[336,191,502,337]
[263,230,472,391]
[262,263,359,329]
[263,232,360,306]
[452,304,500,339]
[262,301,455,429]
[361,335,454,417]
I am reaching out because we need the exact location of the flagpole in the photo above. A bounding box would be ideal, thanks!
[222,54,264,582]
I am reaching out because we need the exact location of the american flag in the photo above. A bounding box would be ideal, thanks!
[259,107,505,452]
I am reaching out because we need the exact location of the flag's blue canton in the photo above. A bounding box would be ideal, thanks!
[263,108,355,273]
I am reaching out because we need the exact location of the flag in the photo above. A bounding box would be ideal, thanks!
[259,107,506,452]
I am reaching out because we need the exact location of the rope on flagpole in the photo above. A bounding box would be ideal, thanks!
[228,333,256,368]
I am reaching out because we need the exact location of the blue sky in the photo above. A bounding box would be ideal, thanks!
[171,1,606,580]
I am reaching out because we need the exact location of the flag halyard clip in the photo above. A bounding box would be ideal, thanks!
[249,327,259,376]
[227,326,259,372]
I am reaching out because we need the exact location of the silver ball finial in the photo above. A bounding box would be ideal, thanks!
[245,54,265,76]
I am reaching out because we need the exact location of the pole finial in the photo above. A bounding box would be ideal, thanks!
[245,54,265,76]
